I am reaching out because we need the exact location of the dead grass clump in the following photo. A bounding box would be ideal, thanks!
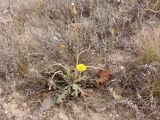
[136,25,160,64]
[118,61,160,119]
[150,80,160,100]
[16,49,29,77]
[13,0,46,35]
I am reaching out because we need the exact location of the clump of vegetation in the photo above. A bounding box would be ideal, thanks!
[53,64,88,104]
[138,25,160,64]
[144,79,160,100]
[40,3,100,104]
[151,80,160,100]
[16,48,29,77]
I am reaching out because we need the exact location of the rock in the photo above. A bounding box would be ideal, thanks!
[21,103,27,108]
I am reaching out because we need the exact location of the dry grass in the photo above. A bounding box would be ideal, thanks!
[0,0,159,75]
[150,80,160,100]
[136,25,160,64]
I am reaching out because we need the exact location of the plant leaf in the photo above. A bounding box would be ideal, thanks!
[72,84,80,97]
[97,70,112,85]
[56,95,63,104]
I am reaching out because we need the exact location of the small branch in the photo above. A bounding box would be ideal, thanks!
[77,46,91,64]
[145,111,157,119]
[51,70,63,79]
[144,9,160,14]
[86,65,103,70]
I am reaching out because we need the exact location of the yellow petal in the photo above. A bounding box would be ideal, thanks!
[76,64,87,72]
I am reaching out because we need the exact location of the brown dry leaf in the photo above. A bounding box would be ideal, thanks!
[42,92,49,97]
[97,70,112,85]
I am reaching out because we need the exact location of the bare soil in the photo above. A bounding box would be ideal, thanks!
[0,77,135,120]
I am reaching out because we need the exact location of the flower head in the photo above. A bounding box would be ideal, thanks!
[71,2,77,16]
[76,64,87,72]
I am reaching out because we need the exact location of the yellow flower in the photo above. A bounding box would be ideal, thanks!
[76,64,87,72]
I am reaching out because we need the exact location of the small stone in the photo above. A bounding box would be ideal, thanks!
[116,114,119,117]
[120,65,125,70]
[57,112,69,120]
[112,110,117,114]
[109,114,113,117]
[22,103,27,108]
